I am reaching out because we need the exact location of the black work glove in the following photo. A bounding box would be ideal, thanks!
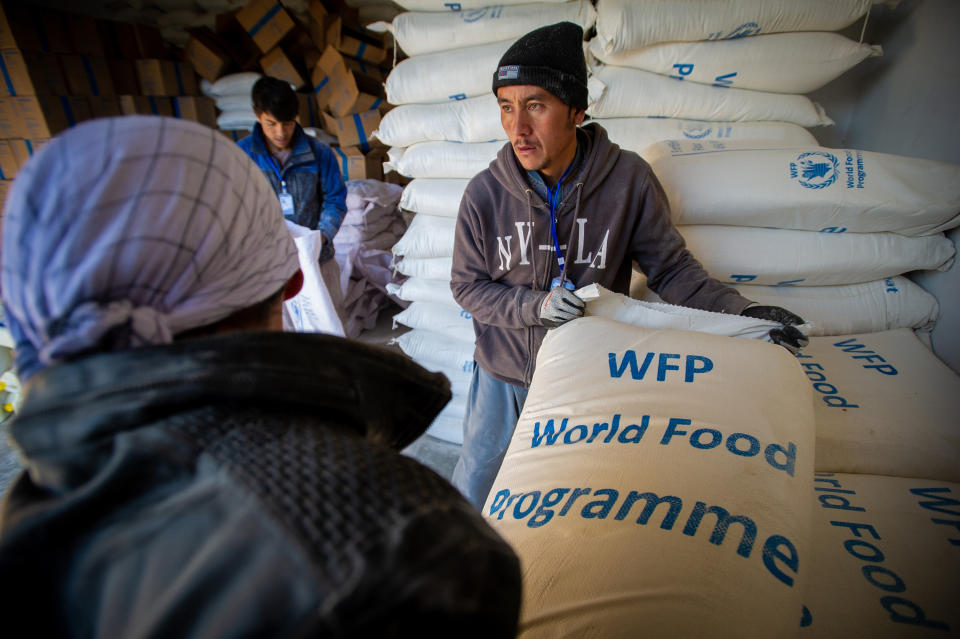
[539,287,585,329]
[741,305,810,354]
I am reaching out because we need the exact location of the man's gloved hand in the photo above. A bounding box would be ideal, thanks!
[741,305,810,354]
[539,287,585,329]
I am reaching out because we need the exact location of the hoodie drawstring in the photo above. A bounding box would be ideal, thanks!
[524,188,538,290]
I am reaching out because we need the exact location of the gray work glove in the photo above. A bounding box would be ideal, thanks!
[741,305,810,354]
[539,287,585,329]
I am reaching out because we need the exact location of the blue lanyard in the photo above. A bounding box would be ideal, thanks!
[267,154,288,194]
[547,162,576,269]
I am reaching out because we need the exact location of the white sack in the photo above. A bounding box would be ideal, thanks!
[386,277,458,307]
[728,278,939,336]
[400,178,470,217]
[216,109,256,131]
[799,329,960,482]
[802,473,960,637]
[215,94,253,112]
[487,317,816,638]
[594,0,873,55]
[594,117,817,156]
[578,284,784,341]
[394,0,569,10]
[589,32,881,94]
[426,410,465,445]
[391,213,457,259]
[282,221,346,337]
[385,141,502,179]
[647,141,960,236]
[679,225,956,287]
[393,301,475,343]
[373,94,504,148]
[392,328,475,380]
[372,0,595,57]
[202,72,262,98]
[395,256,454,280]
[587,66,833,127]
[385,40,514,105]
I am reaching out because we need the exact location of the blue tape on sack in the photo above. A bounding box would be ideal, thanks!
[248,3,282,38]
[352,113,369,152]
[333,146,348,177]
[0,55,15,96]
[60,96,76,126]
[173,62,184,94]
[81,56,100,96]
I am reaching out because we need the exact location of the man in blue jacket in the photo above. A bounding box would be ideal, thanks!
[239,76,348,323]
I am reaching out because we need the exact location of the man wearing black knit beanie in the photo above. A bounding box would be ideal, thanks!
[449,22,810,510]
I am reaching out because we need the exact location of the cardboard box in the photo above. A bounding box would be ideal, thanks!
[260,45,306,89]
[34,7,71,54]
[184,28,232,83]
[68,14,106,57]
[220,129,251,143]
[1,49,67,96]
[10,138,49,169]
[16,95,92,138]
[0,4,71,53]
[0,178,10,209]
[236,0,295,54]
[111,22,167,60]
[136,60,198,97]
[297,92,321,128]
[0,139,16,180]
[350,92,388,115]
[343,56,387,82]
[59,55,115,97]
[119,95,173,117]
[174,96,217,128]
[321,108,379,151]
[0,96,18,137]
[337,34,386,65]
[107,59,139,95]
[309,0,328,24]
[215,13,261,71]
[311,45,357,118]
[88,96,121,119]
[331,144,383,181]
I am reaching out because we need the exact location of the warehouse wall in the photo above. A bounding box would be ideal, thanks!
[810,0,960,373]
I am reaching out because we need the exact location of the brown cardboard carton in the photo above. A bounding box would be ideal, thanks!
[0,177,10,209]
[67,14,106,57]
[107,59,139,95]
[34,7,71,54]
[337,34,386,65]
[0,139,16,180]
[88,96,121,119]
[110,22,167,60]
[0,96,19,137]
[260,46,306,89]
[214,13,261,71]
[311,45,357,118]
[174,96,217,128]
[118,95,173,117]
[58,55,115,97]
[321,108,379,150]
[309,0,328,24]
[10,138,49,169]
[184,27,232,83]
[1,49,67,96]
[349,92,388,116]
[297,92,322,128]
[236,0,295,54]
[16,95,91,138]
[0,4,69,53]
[343,56,387,83]
[219,129,251,143]
[136,60,197,97]
[330,144,383,181]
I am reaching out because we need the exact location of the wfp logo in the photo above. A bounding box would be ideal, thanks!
[789,152,839,189]
[682,126,712,139]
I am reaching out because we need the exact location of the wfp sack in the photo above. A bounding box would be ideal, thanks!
[282,221,345,337]
[386,277,458,307]
[385,40,513,105]
[728,278,939,336]
[486,318,815,638]
[371,0,595,58]
[802,473,960,636]
[385,141,502,179]
[395,256,454,281]
[798,329,960,483]
[373,95,504,148]
[393,300,475,343]
[391,328,475,382]
[391,213,457,259]
[593,0,873,55]
[201,72,261,98]
[593,117,817,157]
[589,32,881,94]
[400,178,470,217]
[647,141,960,236]
[588,66,833,126]
[679,225,956,286]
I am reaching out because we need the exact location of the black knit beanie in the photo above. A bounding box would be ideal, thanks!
[492,21,588,111]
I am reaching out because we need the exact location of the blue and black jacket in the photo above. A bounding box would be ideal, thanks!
[239,123,347,264]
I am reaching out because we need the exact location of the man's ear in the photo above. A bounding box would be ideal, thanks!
[573,108,586,126]
[283,269,304,300]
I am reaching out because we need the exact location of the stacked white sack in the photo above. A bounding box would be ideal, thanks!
[333,180,408,339]
[201,72,262,131]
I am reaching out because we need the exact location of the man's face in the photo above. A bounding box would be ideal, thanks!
[497,85,585,181]
[256,111,296,152]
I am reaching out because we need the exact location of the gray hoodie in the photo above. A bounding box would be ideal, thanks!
[450,123,753,388]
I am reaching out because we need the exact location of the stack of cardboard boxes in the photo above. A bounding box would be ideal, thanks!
[183,0,394,181]
[0,1,218,209]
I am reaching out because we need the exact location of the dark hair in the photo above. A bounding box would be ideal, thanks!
[251,76,299,123]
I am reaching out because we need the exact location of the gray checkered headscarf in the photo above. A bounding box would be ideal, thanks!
[1,116,299,380]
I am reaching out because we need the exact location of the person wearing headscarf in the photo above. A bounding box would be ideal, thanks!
[0,116,521,638]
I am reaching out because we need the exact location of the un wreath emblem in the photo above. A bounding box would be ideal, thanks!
[790,152,839,189]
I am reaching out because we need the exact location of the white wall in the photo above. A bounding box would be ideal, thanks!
[809,0,960,373]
